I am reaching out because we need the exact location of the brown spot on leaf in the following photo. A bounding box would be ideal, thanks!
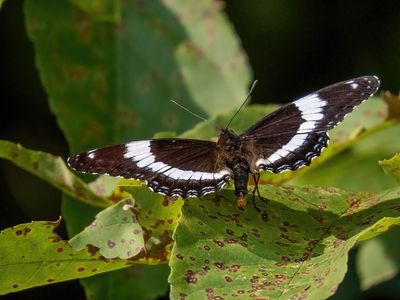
[78,267,85,272]
[213,262,225,270]
[225,276,232,283]
[294,257,307,263]
[312,215,325,223]
[226,229,234,235]
[240,233,248,241]
[308,239,318,246]
[184,270,198,284]
[15,227,32,237]
[250,275,260,283]
[107,240,116,248]
[226,239,237,244]
[50,236,61,243]
[276,241,289,247]
[213,239,224,247]
[261,213,268,222]
[229,264,240,272]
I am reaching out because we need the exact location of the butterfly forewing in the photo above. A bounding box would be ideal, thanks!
[241,75,380,173]
[68,139,232,198]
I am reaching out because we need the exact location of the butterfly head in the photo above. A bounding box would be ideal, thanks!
[217,128,241,151]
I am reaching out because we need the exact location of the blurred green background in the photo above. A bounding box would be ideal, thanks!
[0,0,399,299]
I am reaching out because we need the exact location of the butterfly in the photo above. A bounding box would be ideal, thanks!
[68,76,380,208]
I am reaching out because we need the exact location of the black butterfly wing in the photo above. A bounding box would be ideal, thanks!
[240,76,380,173]
[68,139,232,198]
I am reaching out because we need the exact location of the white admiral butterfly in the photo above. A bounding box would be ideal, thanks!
[68,76,380,208]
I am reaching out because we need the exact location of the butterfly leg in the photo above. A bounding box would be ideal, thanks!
[252,173,269,210]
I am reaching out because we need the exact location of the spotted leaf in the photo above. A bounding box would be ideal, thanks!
[69,198,145,259]
[169,184,400,299]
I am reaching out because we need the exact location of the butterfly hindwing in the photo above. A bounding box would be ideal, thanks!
[241,75,380,173]
[68,139,232,198]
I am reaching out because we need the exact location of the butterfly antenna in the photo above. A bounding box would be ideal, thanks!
[225,80,258,129]
[170,100,208,122]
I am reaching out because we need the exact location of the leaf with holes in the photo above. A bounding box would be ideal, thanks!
[169,184,400,299]
[69,198,145,259]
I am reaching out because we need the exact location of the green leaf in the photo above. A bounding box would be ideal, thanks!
[169,185,400,299]
[357,227,400,290]
[0,140,110,208]
[69,198,144,259]
[379,153,400,182]
[0,220,128,295]
[24,0,251,151]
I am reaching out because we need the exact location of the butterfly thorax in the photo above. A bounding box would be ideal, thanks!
[217,129,250,208]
